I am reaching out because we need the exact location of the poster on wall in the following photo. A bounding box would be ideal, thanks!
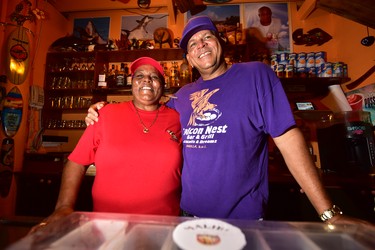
[186,5,240,45]
[121,14,168,48]
[346,83,375,125]
[244,3,291,57]
[73,17,110,45]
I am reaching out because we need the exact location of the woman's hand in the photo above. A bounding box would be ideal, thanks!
[28,206,74,234]
[85,101,106,126]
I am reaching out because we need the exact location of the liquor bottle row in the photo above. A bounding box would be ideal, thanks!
[46,119,87,129]
[98,62,132,88]
[97,55,192,89]
[47,56,96,72]
[48,96,92,109]
[162,56,191,88]
[49,76,94,90]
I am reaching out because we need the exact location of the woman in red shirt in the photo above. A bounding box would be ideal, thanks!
[31,57,182,232]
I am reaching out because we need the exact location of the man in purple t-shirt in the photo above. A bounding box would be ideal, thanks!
[167,60,292,219]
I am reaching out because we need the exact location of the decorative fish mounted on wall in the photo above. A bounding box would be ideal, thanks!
[292,28,332,46]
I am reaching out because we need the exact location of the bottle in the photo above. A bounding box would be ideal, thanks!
[169,61,180,87]
[179,54,191,86]
[162,62,170,89]
[235,22,242,44]
[98,64,107,88]
[124,63,132,85]
[107,64,116,88]
[116,63,125,86]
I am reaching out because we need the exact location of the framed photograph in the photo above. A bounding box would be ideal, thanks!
[186,5,240,21]
[121,14,168,42]
[186,5,240,44]
[244,3,291,55]
[73,17,110,45]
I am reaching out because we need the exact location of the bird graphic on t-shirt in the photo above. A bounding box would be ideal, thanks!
[188,88,219,126]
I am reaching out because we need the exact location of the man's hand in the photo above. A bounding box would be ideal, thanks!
[327,214,374,227]
[85,101,106,126]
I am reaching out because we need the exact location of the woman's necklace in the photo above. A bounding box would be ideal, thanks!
[135,107,159,133]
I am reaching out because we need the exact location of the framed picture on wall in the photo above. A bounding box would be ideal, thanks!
[121,14,168,48]
[186,5,241,45]
[73,17,110,45]
[244,2,291,57]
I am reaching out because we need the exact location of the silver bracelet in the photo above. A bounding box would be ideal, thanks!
[320,205,343,222]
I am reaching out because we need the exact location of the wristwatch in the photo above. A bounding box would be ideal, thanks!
[320,205,343,222]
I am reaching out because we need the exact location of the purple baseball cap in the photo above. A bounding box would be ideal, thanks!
[179,16,218,52]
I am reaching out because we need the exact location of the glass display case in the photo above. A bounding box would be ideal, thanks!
[7,212,375,249]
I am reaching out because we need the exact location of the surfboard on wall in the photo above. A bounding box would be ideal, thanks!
[6,25,30,85]
[0,87,22,197]
[1,87,23,137]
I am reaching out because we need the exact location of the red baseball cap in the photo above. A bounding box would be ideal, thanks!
[130,57,164,76]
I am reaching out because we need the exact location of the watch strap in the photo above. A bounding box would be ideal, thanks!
[320,205,343,222]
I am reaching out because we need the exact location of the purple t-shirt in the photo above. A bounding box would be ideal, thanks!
[167,62,295,219]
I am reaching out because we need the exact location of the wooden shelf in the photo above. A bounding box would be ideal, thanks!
[280,77,350,101]
[44,108,89,112]
[95,48,184,63]
[47,70,95,75]
[91,77,350,99]
[280,77,350,86]
[46,88,93,96]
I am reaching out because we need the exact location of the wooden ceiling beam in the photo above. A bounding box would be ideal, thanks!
[316,0,375,29]
[297,0,317,20]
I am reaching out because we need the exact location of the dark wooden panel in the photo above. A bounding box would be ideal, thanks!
[317,0,375,29]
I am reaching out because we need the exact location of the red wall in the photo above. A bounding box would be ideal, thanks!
[0,0,68,218]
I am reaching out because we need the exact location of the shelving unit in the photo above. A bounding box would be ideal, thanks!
[43,49,185,130]
[43,51,96,130]
[42,48,350,131]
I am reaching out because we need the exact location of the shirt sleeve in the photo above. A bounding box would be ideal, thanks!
[259,64,296,137]
[68,123,99,165]
[165,97,175,109]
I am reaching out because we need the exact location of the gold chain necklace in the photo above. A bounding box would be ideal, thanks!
[135,107,159,133]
